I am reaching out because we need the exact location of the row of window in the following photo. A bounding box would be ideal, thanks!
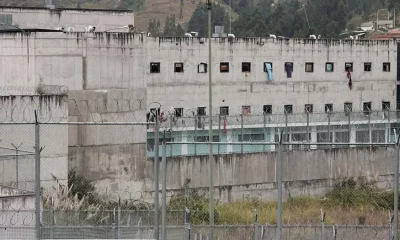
[150,101,390,118]
[149,62,392,74]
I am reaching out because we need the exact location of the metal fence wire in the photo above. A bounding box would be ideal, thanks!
[3,107,400,240]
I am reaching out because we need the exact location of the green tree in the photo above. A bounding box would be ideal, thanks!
[163,15,177,36]
[147,18,161,37]
[188,3,227,37]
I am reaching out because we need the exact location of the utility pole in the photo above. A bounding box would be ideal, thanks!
[229,0,232,34]
[206,1,214,240]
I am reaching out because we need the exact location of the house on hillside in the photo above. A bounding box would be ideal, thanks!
[360,20,394,31]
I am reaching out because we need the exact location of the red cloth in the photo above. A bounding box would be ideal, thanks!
[347,71,352,90]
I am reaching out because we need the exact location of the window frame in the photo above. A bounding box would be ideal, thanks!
[198,62,208,73]
[345,62,353,72]
[220,62,229,73]
[242,105,251,115]
[263,105,272,115]
[305,62,314,72]
[150,62,160,73]
[363,102,372,114]
[382,101,390,111]
[242,62,251,72]
[284,105,293,114]
[325,104,333,113]
[263,62,273,72]
[383,62,391,72]
[364,62,372,72]
[220,106,229,116]
[325,62,334,72]
[197,107,206,116]
[174,108,183,117]
[174,62,184,73]
[344,102,353,115]
[305,104,313,113]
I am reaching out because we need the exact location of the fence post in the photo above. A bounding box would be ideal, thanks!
[185,207,191,240]
[306,111,310,143]
[276,131,283,240]
[241,113,244,154]
[154,121,160,240]
[194,115,197,156]
[34,111,41,240]
[169,115,173,157]
[161,143,167,240]
[321,209,325,240]
[263,113,266,153]
[117,207,121,239]
[218,115,221,154]
[254,208,258,240]
[49,203,54,239]
[327,112,331,148]
[388,110,391,143]
[348,113,351,146]
[368,112,371,145]
[394,134,400,240]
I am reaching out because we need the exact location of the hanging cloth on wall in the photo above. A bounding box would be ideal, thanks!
[285,62,293,78]
[347,71,353,90]
[264,63,274,81]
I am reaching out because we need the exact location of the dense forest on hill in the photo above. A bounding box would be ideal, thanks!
[148,0,400,38]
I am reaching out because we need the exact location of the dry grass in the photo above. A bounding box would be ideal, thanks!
[216,197,389,225]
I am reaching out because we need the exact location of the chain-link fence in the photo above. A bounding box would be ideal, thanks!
[3,95,400,240]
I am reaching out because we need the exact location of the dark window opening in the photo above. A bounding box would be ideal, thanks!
[242,106,251,115]
[195,136,220,142]
[220,62,229,72]
[197,107,206,116]
[382,101,390,111]
[284,105,293,114]
[364,63,372,72]
[242,62,251,72]
[363,102,372,114]
[305,104,313,113]
[220,106,229,116]
[305,62,314,72]
[383,62,391,72]
[198,63,207,73]
[326,62,334,72]
[174,62,184,72]
[263,105,272,114]
[150,62,160,73]
[175,108,183,117]
[239,134,265,142]
[344,102,352,115]
[345,63,353,72]
[325,104,333,113]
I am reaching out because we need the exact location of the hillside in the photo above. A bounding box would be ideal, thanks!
[0,0,205,31]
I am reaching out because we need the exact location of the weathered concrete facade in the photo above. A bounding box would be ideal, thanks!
[0,95,68,192]
[0,32,396,114]
[150,147,395,202]
[67,89,147,200]
[0,6,134,32]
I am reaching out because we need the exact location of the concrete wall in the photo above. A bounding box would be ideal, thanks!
[145,38,397,114]
[0,7,134,32]
[0,32,395,115]
[151,147,395,202]
[68,90,147,200]
[0,95,68,192]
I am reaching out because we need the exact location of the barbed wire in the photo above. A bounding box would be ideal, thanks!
[0,210,35,227]
[0,97,146,123]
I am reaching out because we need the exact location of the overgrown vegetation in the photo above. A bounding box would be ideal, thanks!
[43,169,151,211]
[168,177,396,225]
[186,0,400,38]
